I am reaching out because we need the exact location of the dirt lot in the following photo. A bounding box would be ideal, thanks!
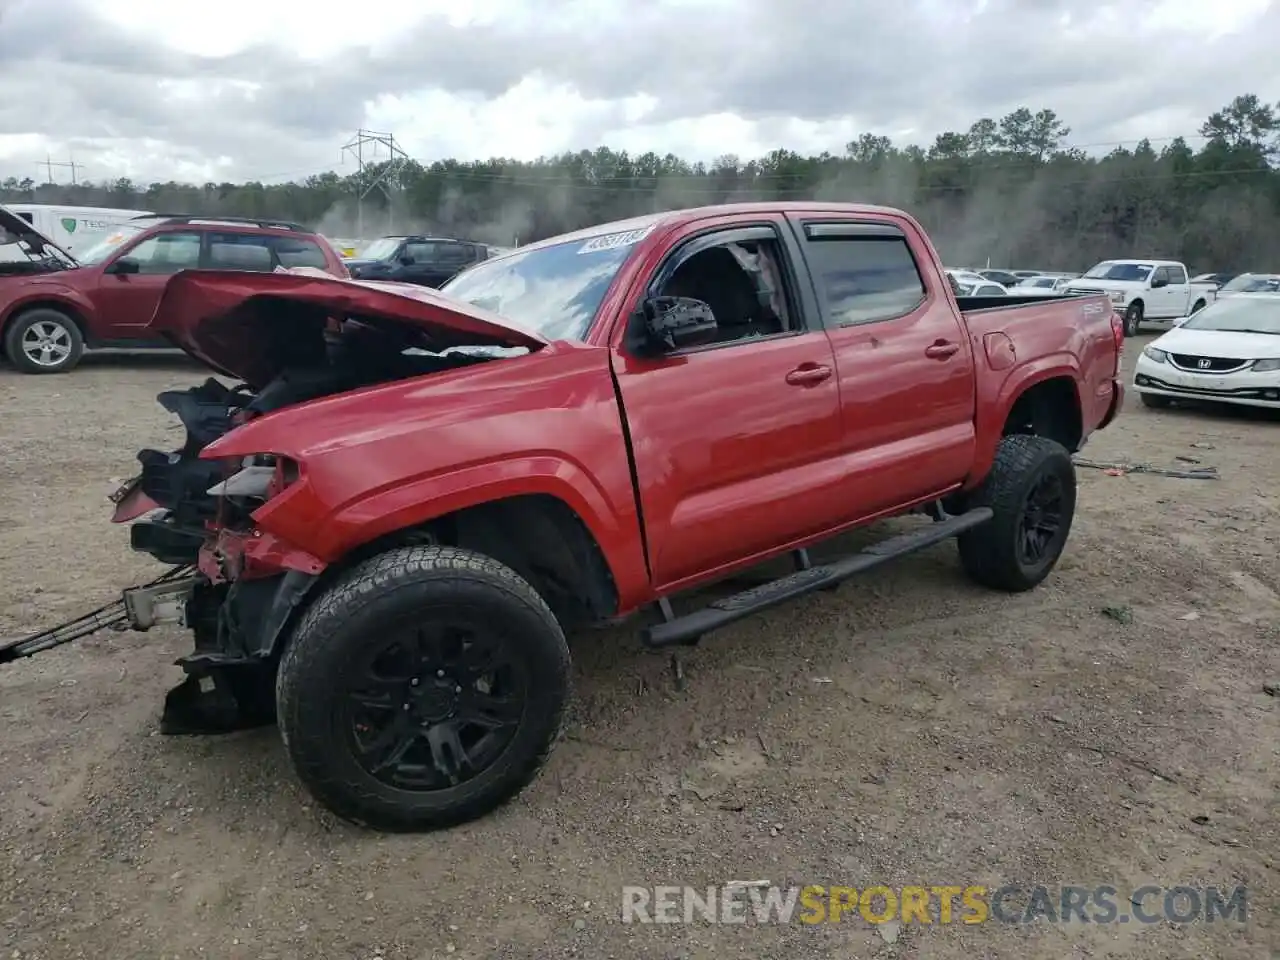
[1,339,1277,960]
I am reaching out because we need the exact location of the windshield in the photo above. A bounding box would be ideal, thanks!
[1180,296,1280,335]
[359,238,402,260]
[1220,274,1280,294]
[439,231,640,341]
[1083,262,1153,282]
[1023,277,1055,288]
[78,225,144,265]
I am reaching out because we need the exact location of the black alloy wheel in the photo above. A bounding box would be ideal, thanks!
[345,618,526,790]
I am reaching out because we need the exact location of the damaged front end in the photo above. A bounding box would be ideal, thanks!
[109,377,328,735]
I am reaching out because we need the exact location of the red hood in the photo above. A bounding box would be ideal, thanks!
[149,269,550,388]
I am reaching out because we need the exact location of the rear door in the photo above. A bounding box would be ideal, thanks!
[785,214,976,516]
[609,214,844,590]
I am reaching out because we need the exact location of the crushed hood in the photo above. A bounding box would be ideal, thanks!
[149,267,550,388]
[0,204,78,266]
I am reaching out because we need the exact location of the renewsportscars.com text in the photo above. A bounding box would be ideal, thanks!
[620,884,1248,925]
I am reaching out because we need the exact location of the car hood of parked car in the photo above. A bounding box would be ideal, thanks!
[148,268,551,388]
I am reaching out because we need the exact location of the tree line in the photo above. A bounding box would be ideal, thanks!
[3,94,1279,273]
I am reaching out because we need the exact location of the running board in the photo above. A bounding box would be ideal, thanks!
[642,508,993,649]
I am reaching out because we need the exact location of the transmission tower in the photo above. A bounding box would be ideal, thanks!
[37,156,84,185]
[341,129,410,238]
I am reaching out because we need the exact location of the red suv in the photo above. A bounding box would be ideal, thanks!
[0,212,348,374]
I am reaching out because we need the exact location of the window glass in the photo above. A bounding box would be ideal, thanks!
[206,232,275,271]
[272,236,328,269]
[121,231,202,274]
[804,235,926,325]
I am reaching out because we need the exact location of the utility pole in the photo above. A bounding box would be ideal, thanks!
[340,129,409,239]
[36,156,83,185]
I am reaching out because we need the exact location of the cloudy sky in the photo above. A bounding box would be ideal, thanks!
[0,0,1277,186]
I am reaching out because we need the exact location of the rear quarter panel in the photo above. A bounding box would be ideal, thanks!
[960,294,1117,484]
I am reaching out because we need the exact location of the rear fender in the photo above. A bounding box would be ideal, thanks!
[969,355,1082,486]
[255,457,651,610]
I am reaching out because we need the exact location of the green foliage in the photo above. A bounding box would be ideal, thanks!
[5,95,1279,272]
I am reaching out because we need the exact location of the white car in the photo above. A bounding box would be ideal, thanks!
[1013,275,1073,296]
[1215,273,1280,299]
[947,271,1008,297]
[1132,293,1280,410]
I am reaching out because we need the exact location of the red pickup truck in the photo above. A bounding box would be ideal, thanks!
[106,202,1123,831]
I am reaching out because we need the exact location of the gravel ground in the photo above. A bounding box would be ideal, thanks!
[1,339,1277,960]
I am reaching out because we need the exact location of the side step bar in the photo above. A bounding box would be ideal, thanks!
[642,508,993,649]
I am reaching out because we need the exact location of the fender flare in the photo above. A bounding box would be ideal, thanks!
[970,356,1083,483]
[0,288,96,335]
[256,455,651,607]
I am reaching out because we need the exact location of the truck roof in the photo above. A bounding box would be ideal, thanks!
[509,202,911,258]
[1098,258,1183,267]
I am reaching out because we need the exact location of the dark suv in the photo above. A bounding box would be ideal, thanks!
[344,236,489,287]
[0,213,349,374]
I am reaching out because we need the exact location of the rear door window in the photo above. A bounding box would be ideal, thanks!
[205,232,275,271]
[802,231,927,325]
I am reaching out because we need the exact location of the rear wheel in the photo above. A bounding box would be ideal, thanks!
[1123,302,1144,337]
[958,435,1077,592]
[275,545,571,832]
[3,308,85,374]
[1190,299,1207,314]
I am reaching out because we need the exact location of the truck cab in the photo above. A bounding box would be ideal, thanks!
[1064,259,1216,336]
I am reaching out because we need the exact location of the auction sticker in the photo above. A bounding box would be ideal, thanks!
[577,225,654,254]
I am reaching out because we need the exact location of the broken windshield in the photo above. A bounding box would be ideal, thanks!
[439,233,638,341]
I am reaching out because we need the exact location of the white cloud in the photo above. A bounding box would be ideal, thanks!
[0,0,1276,185]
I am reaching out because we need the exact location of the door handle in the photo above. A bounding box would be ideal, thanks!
[925,341,960,360]
[785,363,832,386]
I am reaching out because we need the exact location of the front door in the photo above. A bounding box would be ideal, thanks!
[784,214,976,517]
[609,216,844,590]
[89,230,203,337]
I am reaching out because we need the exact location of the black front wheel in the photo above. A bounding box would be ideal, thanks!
[275,545,571,832]
[958,434,1077,592]
[1123,302,1143,337]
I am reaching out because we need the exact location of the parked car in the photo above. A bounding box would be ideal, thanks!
[1014,275,1074,296]
[1133,293,1280,410]
[1191,272,1239,289]
[1063,260,1217,336]
[951,275,1009,297]
[1214,273,1280,298]
[105,201,1123,831]
[0,208,349,374]
[344,236,490,287]
[979,269,1022,287]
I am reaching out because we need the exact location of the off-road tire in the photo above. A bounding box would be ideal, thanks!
[1191,299,1207,314]
[957,434,1077,592]
[275,545,571,832]
[3,308,85,374]
[1123,301,1143,337]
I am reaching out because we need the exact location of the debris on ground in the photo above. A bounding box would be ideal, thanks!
[1263,682,1279,698]
[1177,611,1201,621]
[1101,605,1134,624]
[1074,457,1219,480]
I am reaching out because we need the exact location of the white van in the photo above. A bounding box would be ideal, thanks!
[2,203,154,255]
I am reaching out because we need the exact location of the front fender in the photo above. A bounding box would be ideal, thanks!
[0,285,95,329]
[249,455,651,612]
